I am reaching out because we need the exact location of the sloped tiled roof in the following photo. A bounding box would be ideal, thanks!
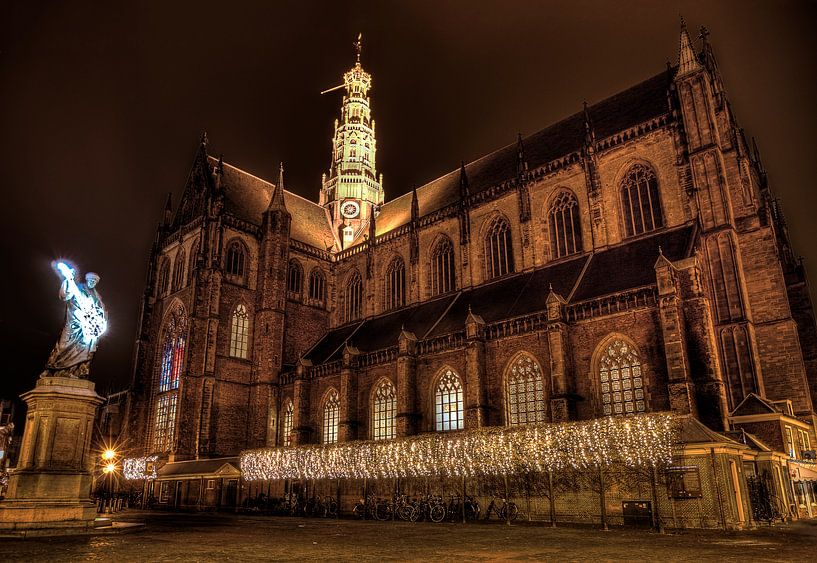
[570,224,696,302]
[157,457,240,478]
[375,69,673,236]
[676,416,742,446]
[216,159,334,250]
[730,392,783,417]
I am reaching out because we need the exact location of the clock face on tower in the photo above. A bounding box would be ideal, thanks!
[341,200,361,219]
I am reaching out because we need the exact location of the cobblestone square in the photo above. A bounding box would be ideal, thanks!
[2,511,817,562]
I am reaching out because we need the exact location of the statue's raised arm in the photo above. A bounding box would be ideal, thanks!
[41,261,107,379]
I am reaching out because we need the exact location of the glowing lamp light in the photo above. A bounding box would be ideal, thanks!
[103,463,116,474]
[102,449,116,461]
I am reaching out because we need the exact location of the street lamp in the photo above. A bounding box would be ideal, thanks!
[102,449,116,461]
[100,448,118,513]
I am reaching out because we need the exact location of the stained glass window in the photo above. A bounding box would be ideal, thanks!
[172,249,186,291]
[308,269,326,304]
[599,339,645,416]
[372,379,396,440]
[435,369,464,432]
[225,241,246,279]
[506,354,546,425]
[154,304,186,452]
[153,394,177,452]
[288,259,303,295]
[322,389,340,444]
[229,304,249,359]
[345,271,363,322]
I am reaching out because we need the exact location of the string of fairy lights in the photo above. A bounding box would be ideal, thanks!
[240,413,676,482]
[123,455,158,481]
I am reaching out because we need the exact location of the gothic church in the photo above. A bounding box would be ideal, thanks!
[123,25,817,522]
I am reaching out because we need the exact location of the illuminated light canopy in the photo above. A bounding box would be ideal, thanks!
[123,455,159,480]
[241,413,676,482]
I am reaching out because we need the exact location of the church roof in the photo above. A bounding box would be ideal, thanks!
[375,69,673,236]
[215,159,334,250]
[304,224,695,365]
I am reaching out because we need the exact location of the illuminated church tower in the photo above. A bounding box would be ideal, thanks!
[319,34,384,249]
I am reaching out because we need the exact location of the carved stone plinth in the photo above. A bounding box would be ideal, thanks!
[0,376,102,532]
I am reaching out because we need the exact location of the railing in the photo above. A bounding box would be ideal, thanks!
[565,286,657,322]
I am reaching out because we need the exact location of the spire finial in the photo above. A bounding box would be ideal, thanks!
[677,16,702,76]
[354,33,363,64]
[200,130,208,147]
[267,162,287,212]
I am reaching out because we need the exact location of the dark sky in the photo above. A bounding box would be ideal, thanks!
[2,1,816,409]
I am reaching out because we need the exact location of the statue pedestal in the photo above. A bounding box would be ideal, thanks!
[0,377,103,532]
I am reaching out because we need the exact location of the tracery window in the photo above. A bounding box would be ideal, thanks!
[548,191,583,259]
[599,339,645,416]
[308,269,326,304]
[154,304,187,452]
[506,354,546,425]
[281,400,293,447]
[385,257,406,310]
[344,271,363,323]
[430,237,456,296]
[620,164,664,237]
[229,304,249,359]
[157,259,170,296]
[372,379,396,441]
[188,240,199,285]
[225,241,246,279]
[287,259,303,295]
[322,389,340,444]
[435,369,464,432]
[172,249,186,292]
[484,216,514,279]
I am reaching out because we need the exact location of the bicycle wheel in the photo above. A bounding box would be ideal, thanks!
[507,502,519,521]
[352,503,364,519]
[410,504,423,522]
[429,504,446,523]
[398,505,414,521]
[375,502,392,521]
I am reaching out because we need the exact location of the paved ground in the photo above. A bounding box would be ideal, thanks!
[2,511,816,562]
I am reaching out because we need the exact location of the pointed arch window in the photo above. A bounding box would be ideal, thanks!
[172,249,186,292]
[506,354,546,425]
[157,259,170,297]
[154,304,187,452]
[225,240,246,279]
[599,339,645,416]
[385,257,406,311]
[281,400,293,447]
[549,191,583,259]
[484,216,514,279]
[344,271,363,323]
[621,164,663,237]
[188,239,200,285]
[322,389,340,444]
[430,237,456,296]
[372,379,396,441]
[435,369,464,432]
[287,259,303,295]
[308,268,326,304]
[229,304,250,359]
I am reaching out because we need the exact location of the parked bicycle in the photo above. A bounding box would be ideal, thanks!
[484,496,518,521]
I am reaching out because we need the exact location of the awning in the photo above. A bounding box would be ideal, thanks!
[789,461,817,482]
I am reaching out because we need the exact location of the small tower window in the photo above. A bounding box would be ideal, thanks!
[308,269,326,304]
[225,241,247,280]
[229,304,249,359]
[281,400,293,447]
[287,259,303,295]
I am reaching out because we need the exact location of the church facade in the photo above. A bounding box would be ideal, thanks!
[122,26,817,523]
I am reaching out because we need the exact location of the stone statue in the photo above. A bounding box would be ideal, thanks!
[41,261,107,379]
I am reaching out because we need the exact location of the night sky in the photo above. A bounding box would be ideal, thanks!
[2,1,816,413]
